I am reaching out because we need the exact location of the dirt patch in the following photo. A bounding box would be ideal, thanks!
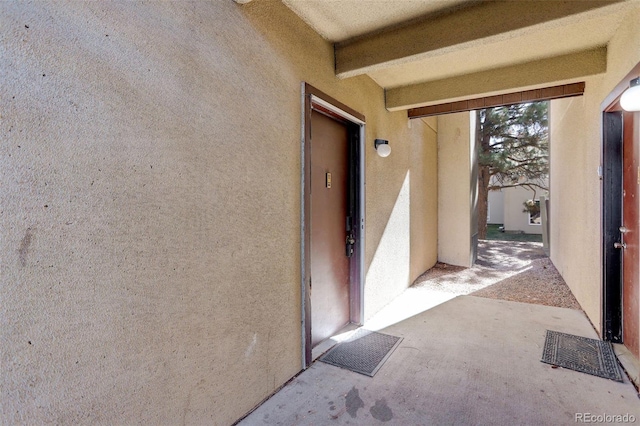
[413,240,581,310]
[471,256,580,309]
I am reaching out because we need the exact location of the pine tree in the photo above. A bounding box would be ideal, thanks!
[476,102,549,239]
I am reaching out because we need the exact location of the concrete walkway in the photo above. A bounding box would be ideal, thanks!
[239,296,640,425]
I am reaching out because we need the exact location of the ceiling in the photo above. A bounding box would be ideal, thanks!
[282,0,639,110]
[281,0,470,43]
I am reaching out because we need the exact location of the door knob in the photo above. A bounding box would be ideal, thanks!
[614,242,627,249]
[619,226,629,234]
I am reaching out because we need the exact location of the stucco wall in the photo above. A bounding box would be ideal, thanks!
[488,190,505,224]
[410,117,439,284]
[0,1,437,424]
[364,114,439,320]
[549,7,640,332]
[437,112,472,267]
[503,186,544,235]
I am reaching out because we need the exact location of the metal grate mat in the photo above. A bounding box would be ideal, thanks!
[541,330,623,382]
[319,329,402,377]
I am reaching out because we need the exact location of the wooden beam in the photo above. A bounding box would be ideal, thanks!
[387,48,605,111]
[336,0,622,78]
[408,82,585,119]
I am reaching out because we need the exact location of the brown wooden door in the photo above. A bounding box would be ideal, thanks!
[310,110,351,347]
[622,111,640,359]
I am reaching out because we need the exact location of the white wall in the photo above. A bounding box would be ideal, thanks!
[488,190,505,224]
[503,186,544,235]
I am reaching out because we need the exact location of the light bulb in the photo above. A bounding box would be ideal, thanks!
[621,77,640,112]
[377,144,391,157]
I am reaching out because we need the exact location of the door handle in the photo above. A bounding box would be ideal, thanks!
[619,226,629,234]
[614,242,627,249]
[346,234,355,257]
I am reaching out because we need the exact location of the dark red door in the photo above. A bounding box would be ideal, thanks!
[622,111,640,359]
[310,110,351,347]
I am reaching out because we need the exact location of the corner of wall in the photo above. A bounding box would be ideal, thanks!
[437,112,472,267]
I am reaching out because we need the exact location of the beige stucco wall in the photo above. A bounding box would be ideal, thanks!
[364,115,439,320]
[0,1,437,424]
[437,112,472,267]
[410,117,439,284]
[549,7,640,332]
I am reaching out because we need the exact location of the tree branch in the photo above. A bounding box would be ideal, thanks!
[488,182,548,191]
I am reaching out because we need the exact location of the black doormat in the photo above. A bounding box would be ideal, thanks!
[541,330,623,382]
[319,329,402,377]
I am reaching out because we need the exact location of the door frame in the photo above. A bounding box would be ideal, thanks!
[300,83,365,368]
[601,62,640,342]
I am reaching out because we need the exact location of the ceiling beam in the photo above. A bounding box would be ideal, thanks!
[335,0,621,78]
[385,47,606,111]
[408,82,585,119]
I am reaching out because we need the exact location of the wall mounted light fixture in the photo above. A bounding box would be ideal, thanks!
[374,139,391,157]
[621,77,640,112]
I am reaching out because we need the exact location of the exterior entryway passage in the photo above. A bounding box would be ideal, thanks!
[239,242,640,425]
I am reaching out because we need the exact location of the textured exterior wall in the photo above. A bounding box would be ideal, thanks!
[549,7,640,332]
[550,91,603,328]
[363,112,438,320]
[410,117,438,283]
[503,186,544,235]
[488,190,505,224]
[437,112,472,267]
[0,1,437,424]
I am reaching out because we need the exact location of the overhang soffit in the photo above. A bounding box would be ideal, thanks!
[386,47,607,111]
[334,0,631,79]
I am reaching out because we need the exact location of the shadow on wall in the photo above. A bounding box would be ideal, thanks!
[365,170,411,320]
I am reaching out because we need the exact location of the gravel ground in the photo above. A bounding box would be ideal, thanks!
[412,240,581,310]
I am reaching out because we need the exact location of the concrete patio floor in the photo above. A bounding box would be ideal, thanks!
[239,295,640,425]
